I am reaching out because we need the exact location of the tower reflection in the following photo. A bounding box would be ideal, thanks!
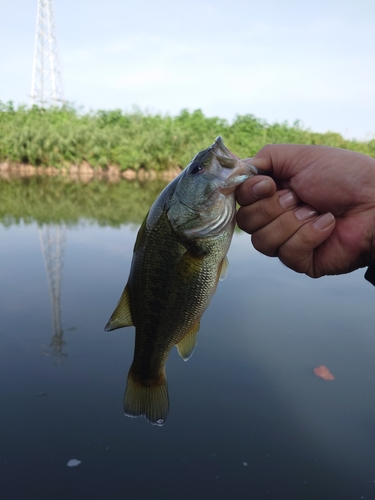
[39,223,66,362]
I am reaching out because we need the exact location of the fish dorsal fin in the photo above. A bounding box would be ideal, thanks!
[176,322,200,361]
[104,284,134,331]
[219,256,229,281]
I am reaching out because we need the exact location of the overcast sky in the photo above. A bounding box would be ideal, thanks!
[1,0,374,140]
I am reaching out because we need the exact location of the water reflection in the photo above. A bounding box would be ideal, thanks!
[39,223,67,362]
[0,176,168,227]
[1,177,375,499]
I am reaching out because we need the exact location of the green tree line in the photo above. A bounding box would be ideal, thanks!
[0,102,374,171]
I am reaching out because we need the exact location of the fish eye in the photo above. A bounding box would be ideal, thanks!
[189,162,203,175]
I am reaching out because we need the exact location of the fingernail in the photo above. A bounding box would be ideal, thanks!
[279,190,299,209]
[251,179,273,197]
[313,212,335,230]
[295,206,318,221]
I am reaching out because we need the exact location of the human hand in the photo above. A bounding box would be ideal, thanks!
[236,144,375,277]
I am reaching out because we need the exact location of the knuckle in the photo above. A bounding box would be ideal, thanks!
[281,256,310,275]
[258,144,273,156]
[298,225,321,248]
[252,231,278,257]
[259,199,280,221]
[275,213,295,233]
[277,223,323,275]
[237,206,253,233]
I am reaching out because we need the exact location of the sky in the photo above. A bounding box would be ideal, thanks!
[1,0,374,140]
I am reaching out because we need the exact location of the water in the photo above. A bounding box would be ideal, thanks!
[1,178,375,499]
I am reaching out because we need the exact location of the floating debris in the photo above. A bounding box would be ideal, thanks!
[67,459,81,467]
[313,365,335,381]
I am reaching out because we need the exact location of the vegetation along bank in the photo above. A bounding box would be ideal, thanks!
[0,101,374,177]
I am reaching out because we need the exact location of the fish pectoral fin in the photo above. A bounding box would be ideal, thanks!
[104,284,134,331]
[219,256,229,281]
[176,321,200,361]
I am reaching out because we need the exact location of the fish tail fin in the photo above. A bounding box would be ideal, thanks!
[123,367,169,426]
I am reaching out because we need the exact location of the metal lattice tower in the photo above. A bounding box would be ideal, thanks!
[30,0,64,107]
[39,224,67,361]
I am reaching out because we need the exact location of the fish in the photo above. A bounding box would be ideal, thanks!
[105,136,259,426]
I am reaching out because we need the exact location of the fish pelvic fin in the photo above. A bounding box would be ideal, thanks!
[176,321,200,361]
[104,284,134,331]
[219,256,229,281]
[124,368,169,426]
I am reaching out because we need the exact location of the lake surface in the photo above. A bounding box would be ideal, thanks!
[1,177,375,500]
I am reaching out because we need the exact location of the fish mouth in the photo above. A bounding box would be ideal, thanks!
[219,160,259,193]
[191,137,258,194]
[190,136,236,168]
[213,136,239,161]
[212,137,258,190]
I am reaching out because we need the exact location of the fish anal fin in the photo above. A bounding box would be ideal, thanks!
[219,256,229,281]
[104,284,134,331]
[124,368,169,426]
[176,322,200,361]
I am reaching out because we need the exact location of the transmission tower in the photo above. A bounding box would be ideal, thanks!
[30,0,64,107]
[39,223,67,362]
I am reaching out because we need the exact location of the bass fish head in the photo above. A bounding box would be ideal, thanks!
[166,136,258,239]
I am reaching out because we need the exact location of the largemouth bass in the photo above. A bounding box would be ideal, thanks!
[105,137,258,426]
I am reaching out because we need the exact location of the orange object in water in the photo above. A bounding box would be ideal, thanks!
[313,365,335,381]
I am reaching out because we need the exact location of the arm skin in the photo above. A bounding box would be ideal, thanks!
[236,144,375,278]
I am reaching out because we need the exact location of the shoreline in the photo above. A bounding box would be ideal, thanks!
[0,162,182,183]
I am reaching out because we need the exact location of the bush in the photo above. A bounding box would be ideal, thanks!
[0,102,373,171]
